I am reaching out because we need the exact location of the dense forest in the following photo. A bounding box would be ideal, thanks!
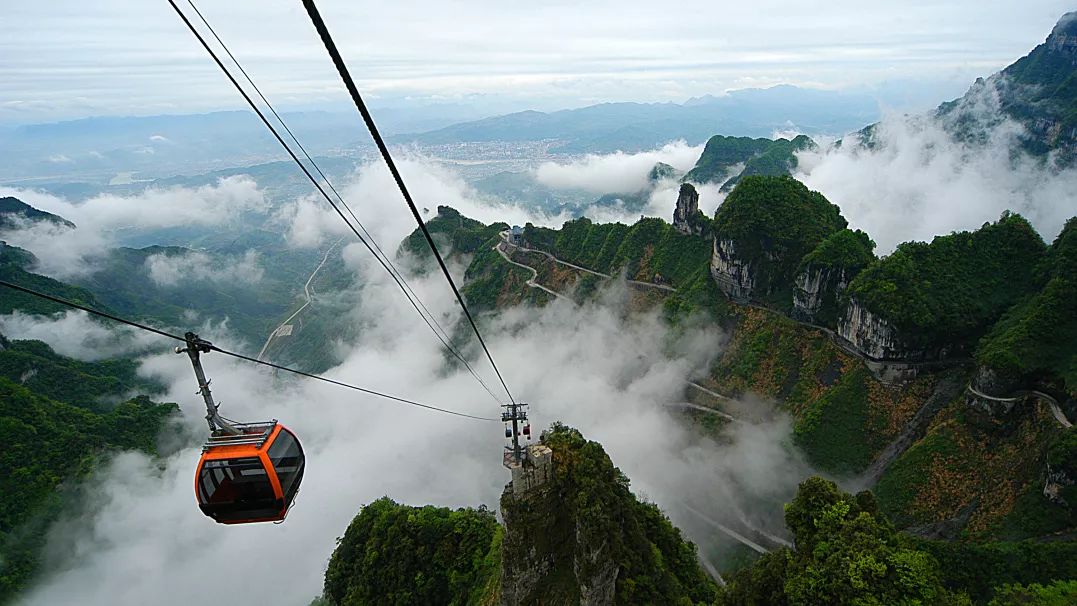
[505,424,718,605]
[682,134,816,190]
[320,498,502,606]
[717,477,1077,605]
[0,353,175,601]
[975,218,1077,396]
[711,175,847,309]
[846,212,1048,353]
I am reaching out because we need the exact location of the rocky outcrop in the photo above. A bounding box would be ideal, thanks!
[1044,463,1074,506]
[500,480,559,606]
[574,532,617,606]
[837,299,905,360]
[1047,12,1077,61]
[648,162,677,183]
[792,265,848,324]
[672,183,701,235]
[710,238,755,300]
[837,299,956,362]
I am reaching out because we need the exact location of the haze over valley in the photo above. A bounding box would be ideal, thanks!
[1,3,1076,606]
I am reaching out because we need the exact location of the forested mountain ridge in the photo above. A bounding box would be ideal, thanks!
[683,135,816,191]
[0,197,74,230]
[932,13,1077,164]
[0,195,354,367]
[397,161,1076,603]
[316,426,719,606]
[392,86,878,154]
[0,227,183,600]
[0,338,176,602]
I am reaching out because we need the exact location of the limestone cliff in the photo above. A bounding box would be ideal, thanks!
[710,175,847,309]
[672,183,702,235]
[792,265,841,323]
[710,238,757,301]
[791,229,876,326]
[836,298,908,361]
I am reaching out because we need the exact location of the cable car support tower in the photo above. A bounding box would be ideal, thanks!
[502,400,530,468]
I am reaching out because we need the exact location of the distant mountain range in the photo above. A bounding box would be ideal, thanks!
[392,85,881,154]
[940,11,1077,164]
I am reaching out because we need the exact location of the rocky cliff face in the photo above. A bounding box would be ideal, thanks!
[792,264,848,324]
[1047,12,1077,60]
[710,238,756,300]
[837,299,906,360]
[672,183,701,235]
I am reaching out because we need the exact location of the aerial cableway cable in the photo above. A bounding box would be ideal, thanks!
[301,0,518,406]
[181,0,456,353]
[166,0,505,406]
[0,279,498,422]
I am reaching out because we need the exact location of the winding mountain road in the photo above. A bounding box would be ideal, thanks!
[497,232,677,293]
[494,242,575,302]
[257,238,343,361]
[967,384,1072,428]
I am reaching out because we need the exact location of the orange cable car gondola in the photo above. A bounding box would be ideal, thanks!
[179,332,305,525]
[195,421,305,524]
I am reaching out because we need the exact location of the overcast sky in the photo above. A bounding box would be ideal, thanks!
[1,0,1073,125]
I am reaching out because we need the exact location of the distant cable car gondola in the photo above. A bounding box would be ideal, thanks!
[178,332,305,525]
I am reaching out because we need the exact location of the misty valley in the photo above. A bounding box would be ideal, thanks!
[2,5,1077,606]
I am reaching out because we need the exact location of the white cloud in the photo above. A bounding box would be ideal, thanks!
[0,176,268,278]
[0,310,161,361]
[145,250,264,287]
[274,156,560,251]
[0,1,1070,123]
[533,141,703,194]
[795,90,1077,253]
[46,154,72,163]
[20,269,812,605]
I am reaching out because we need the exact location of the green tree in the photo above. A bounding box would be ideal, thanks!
[719,477,965,606]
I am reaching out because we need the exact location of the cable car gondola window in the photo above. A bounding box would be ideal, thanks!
[268,427,304,502]
[198,457,281,522]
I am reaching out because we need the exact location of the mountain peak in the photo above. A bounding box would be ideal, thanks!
[1048,12,1077,56]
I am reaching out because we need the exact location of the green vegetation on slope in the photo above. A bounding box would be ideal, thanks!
[504,424,717,605]
[915,539,1077,605]
[997,13,1077,159]
[0,197,74,230]
[713,175,847,309]
[988,580,1077,605]
[683,135,816,189]
[799,228,876,274]
[847,212,1048,353]
[718,476,965,606]
[74,244,296,347]
[684,136,774,184]
[720,135,817,192]
[0,243,104,316]
[0,378,176,601]
[976,217,1077,395]
[872,394,1064,539]
[401,205,508,262]
[0,335,162,410]
[321,497,502,606]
